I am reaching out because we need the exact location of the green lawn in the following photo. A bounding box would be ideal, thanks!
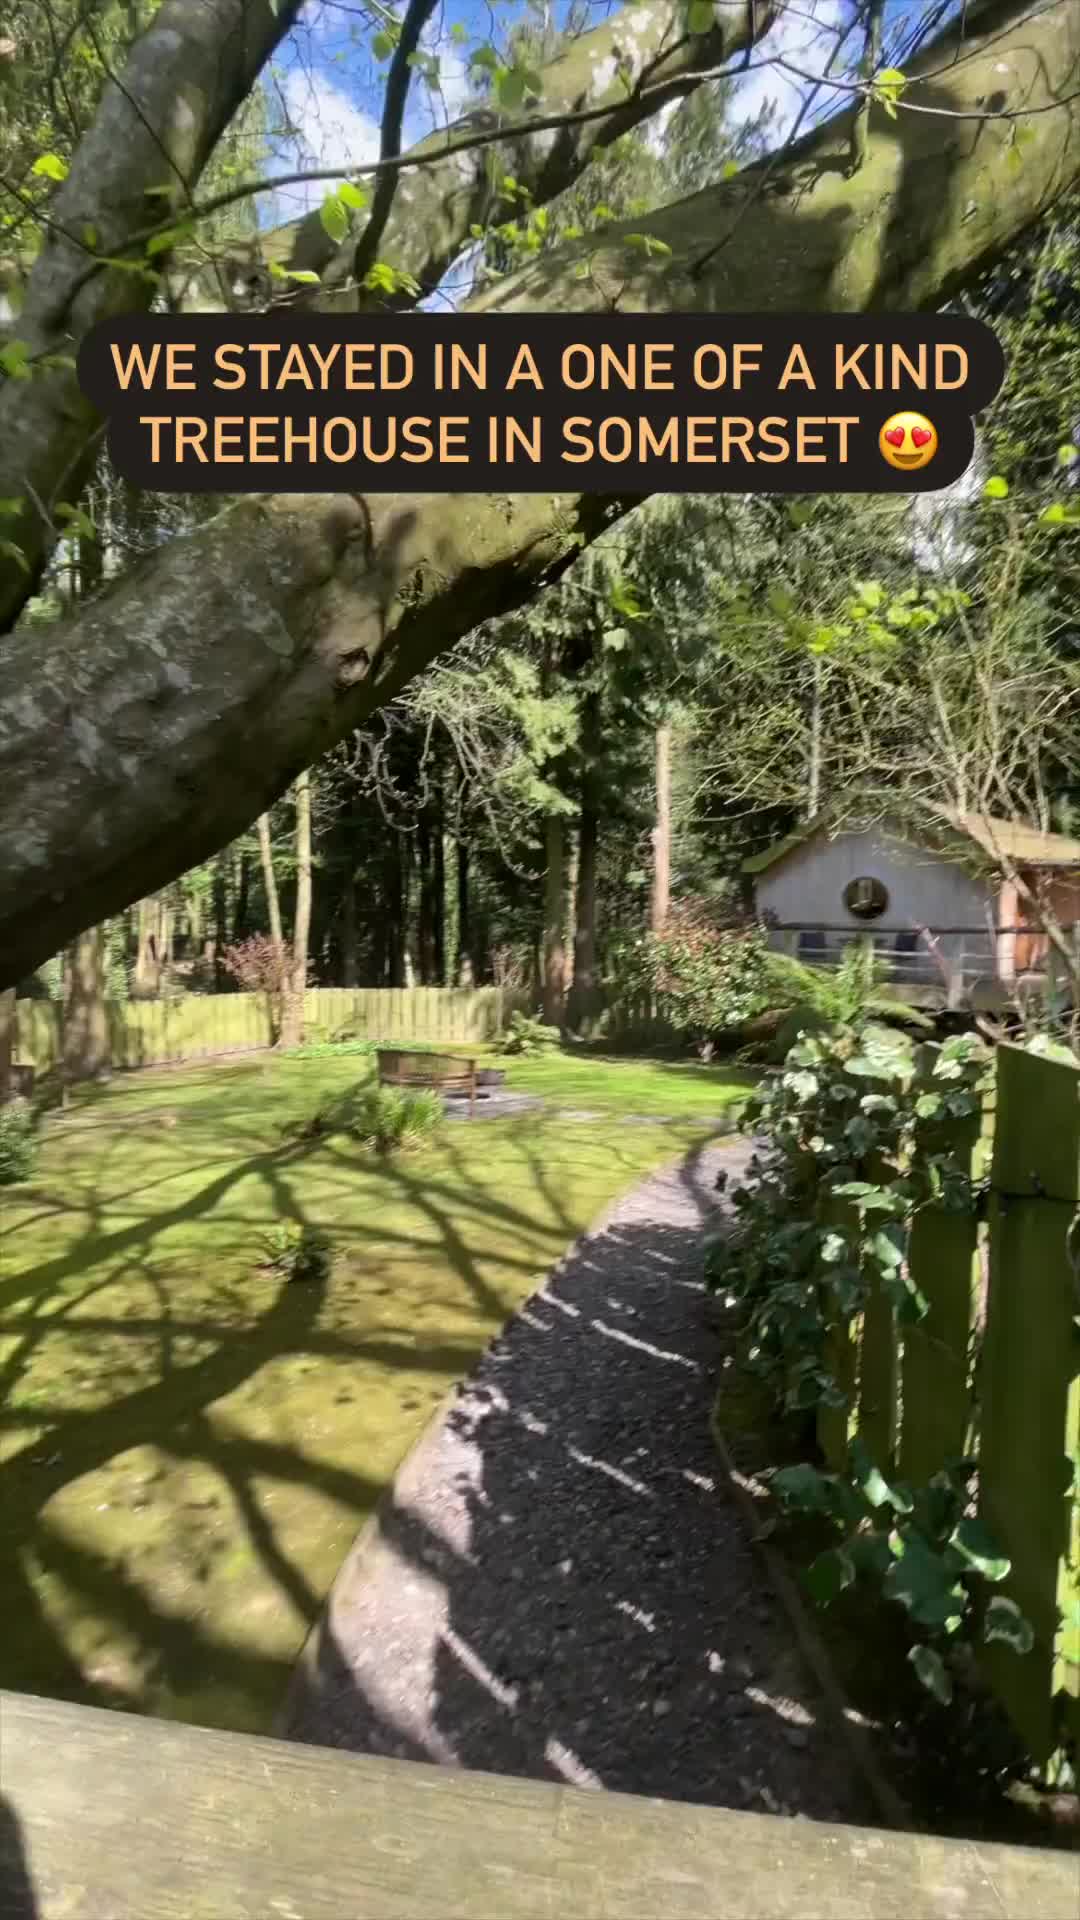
[0,1047,750,1733]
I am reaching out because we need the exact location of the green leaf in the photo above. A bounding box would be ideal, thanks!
[687,0,715,31]
[983,1596,1035,1654]
[885,1529,966,1629]
[721,159,740,181]
[319,194,349,244]
[496,67,526,110]
[1056,443,1076,468]
[983,475,1009,499]
[858,1464,914,1513]
[32,152,68,181]
[0,340,31,379]
[771,1464,835,1514]
[146,223,193,257]
[338,181,368,211]
[909,1644,952,1704]
[805,1547,854,1606]
[948,1517,1010,1582]
[372,30,395,59]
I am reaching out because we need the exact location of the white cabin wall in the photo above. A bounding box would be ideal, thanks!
[754,825,995,986]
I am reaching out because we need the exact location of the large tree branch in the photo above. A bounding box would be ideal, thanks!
[0,0,307,635]
[179,0,784,309]
[1,0,1079,983]
[0,0,779,628]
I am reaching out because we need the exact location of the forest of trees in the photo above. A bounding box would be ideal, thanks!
[1,0,1079,1051]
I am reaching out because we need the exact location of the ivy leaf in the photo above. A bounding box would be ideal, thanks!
[32,152,68,181]
[885,1529,966,1629]
[909,1644,952,1703]
[771,1464,835,1514]
[854,1459,914,1514]
[983,1596,1035,1654]
[805,1546,854,1606]
[948,1517,1010,1582]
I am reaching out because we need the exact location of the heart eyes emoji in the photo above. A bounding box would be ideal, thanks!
[879,412,938,472]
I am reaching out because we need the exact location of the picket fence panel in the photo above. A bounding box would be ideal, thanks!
[14,986,525,1072]
[815,1043,1080,1769]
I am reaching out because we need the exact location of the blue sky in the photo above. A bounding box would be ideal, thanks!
[260,0,964,227]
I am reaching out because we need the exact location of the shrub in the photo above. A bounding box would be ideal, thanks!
[260,1222,333,1284]
[624,900,771,1056]
[0,1098,36,1185]
[705,1019,1035,1705]
[220,933,297,1042]
[337,1083,444,1153]
[503,1011,562,1055]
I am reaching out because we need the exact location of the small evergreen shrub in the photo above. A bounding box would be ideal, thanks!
[260,1222,334,1283]
[340,1083,444,1152]
[503,1011,562,1055]
[0,1098,36,1185]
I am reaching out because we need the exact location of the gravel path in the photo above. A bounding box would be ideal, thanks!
[281,1139,870,1825]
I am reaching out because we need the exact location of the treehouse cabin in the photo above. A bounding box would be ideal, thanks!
[745,810,1080,1009]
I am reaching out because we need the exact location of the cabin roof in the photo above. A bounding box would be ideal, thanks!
[743,809,1080,877]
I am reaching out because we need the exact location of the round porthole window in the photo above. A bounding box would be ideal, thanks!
[843,875,889,920]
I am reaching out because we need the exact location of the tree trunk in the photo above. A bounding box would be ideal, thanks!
[456,838,472,985]
[0,988,15,1104]
[63,925,109,1085]
[1,0,1077,984]
[133,896,162,998]
[807,659,823,821]
[417,813,436,984]
[567,803,599,1031]
[542,816,568,1027]
[433,789,446,988]
[385,836,405,988]
[213,853,228,985]
[341,864,358,987]
[279,770,311,1049]
[232,849,251,944]
[256,813,284,949]
[650,724,672,935]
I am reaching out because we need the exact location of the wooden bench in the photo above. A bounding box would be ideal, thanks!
[377,1047,477,1118]
[2,1691,1076,1919]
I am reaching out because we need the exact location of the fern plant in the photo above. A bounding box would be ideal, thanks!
[765,938,931,1056]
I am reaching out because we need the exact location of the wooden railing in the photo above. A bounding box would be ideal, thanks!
[1,1691,1076,1919]
[765,924,1080,1008]
[817,1043,1080,1769]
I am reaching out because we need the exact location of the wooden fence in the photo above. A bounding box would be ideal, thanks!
[817,1043,1080,1769]
[4,1691,1077,1920]
[13,986,525,1074]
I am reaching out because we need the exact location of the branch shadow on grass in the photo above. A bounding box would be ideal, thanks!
[0,1097,642,1730]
